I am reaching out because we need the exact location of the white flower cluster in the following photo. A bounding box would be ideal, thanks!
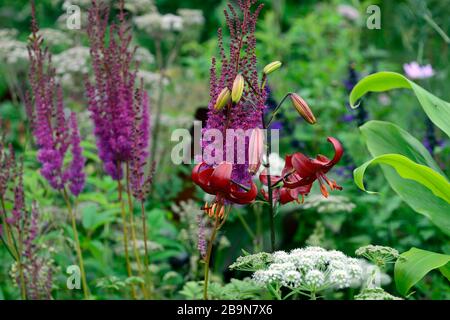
[52,46,90,88]
[122,0,155,14]
[137,70,168,88]
[302,194,356,213]
[355,287,402,300]
[177,9,205,27]
[135,47,155,65]
[134,9,204,34]
[0,28,18,39]
[252,247,363,293]
[37,28,72,46]
[0,29,28,66]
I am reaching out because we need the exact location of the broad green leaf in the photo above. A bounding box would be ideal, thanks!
[350,72,450,137]
[358,121,450,236]
[395,248,450,296]
[354,154,450,202]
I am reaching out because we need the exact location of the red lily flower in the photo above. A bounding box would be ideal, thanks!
[283,137,343,197]
[259,170,312,205]
[192,162,258,217]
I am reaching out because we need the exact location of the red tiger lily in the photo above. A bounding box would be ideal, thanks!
[259,170,312,205]
[192,162,258,217]
[283,137,343,197]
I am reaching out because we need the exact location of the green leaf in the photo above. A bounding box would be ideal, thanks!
[350,72,450,137]
[395,248,450,296]
[354,154,450,203]
[358,121,450,236]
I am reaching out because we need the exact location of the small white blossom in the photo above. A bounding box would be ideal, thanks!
[0,39,28,66]
[253,270,282,284]
[269,262,296,273]
[330,270,350,289]
[302,195,356,213]
[282,271,302,288]
[304,270,325,289]
[134,47,155,65]
[177,9,205,26]
[37,28,72,46]
[161,14,183,31]
[272,251,290,263]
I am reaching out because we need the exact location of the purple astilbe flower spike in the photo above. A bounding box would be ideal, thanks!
[130,82,154,200]
[204,0,267,186]
[0,138,15,199]
[86,0,145,180]
[67,113,86,197]
[27,2,85,197]
[197,214,207,259]
[7,161,25,227]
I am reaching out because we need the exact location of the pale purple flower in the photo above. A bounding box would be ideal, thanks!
[338,5,360,21]
[403,62,435,79]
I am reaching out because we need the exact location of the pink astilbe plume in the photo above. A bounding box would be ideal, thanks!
[27,2,85,196]
[205,0,267,185]
[86,0,150,181]
[130,81,154,200]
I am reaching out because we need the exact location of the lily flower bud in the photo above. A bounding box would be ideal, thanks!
[290,93,316,124]
[263,61,282,75]
[214,88,231,111]
[248,128,265,175]
[232,74,245,104]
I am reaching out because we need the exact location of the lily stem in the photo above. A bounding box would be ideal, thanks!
[263,115,275,252]
[203,214,220,300]
[62,189,90,300]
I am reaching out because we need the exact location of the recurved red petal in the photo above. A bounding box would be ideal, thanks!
[229,182,258,204]
[192,162,215,194]
[209,161,233,192]
[291,152,320,178]
[326,137,343,167]
[259,169,281,186]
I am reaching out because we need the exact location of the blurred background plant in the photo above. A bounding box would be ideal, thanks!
[0,0,448,300]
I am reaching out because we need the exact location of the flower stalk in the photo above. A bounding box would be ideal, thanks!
[61,189,89,299]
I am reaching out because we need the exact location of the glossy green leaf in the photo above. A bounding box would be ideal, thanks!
[354,154,450,203]
[395,248,450,296]
[350,72,450,137]
[357,121,450,235]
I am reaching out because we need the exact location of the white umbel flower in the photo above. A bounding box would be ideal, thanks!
[282,271,302,288]
[304,270,325,289]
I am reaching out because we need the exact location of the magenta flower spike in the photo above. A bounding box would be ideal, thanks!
[27,3,85,197]
[86,0,150,182]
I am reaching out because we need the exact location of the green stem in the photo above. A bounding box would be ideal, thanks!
[117,177,136,300]
[62,189,90,299]
[266,93,291,128]
[203,215,220,300]
[140,200,152,298]
[125,163,147,299]
[263,115,275,252]
[236,211,256,240]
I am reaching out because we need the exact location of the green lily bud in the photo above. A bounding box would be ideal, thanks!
[214,88,231,111]
[232,74,245,104]
[263,61,282,75]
